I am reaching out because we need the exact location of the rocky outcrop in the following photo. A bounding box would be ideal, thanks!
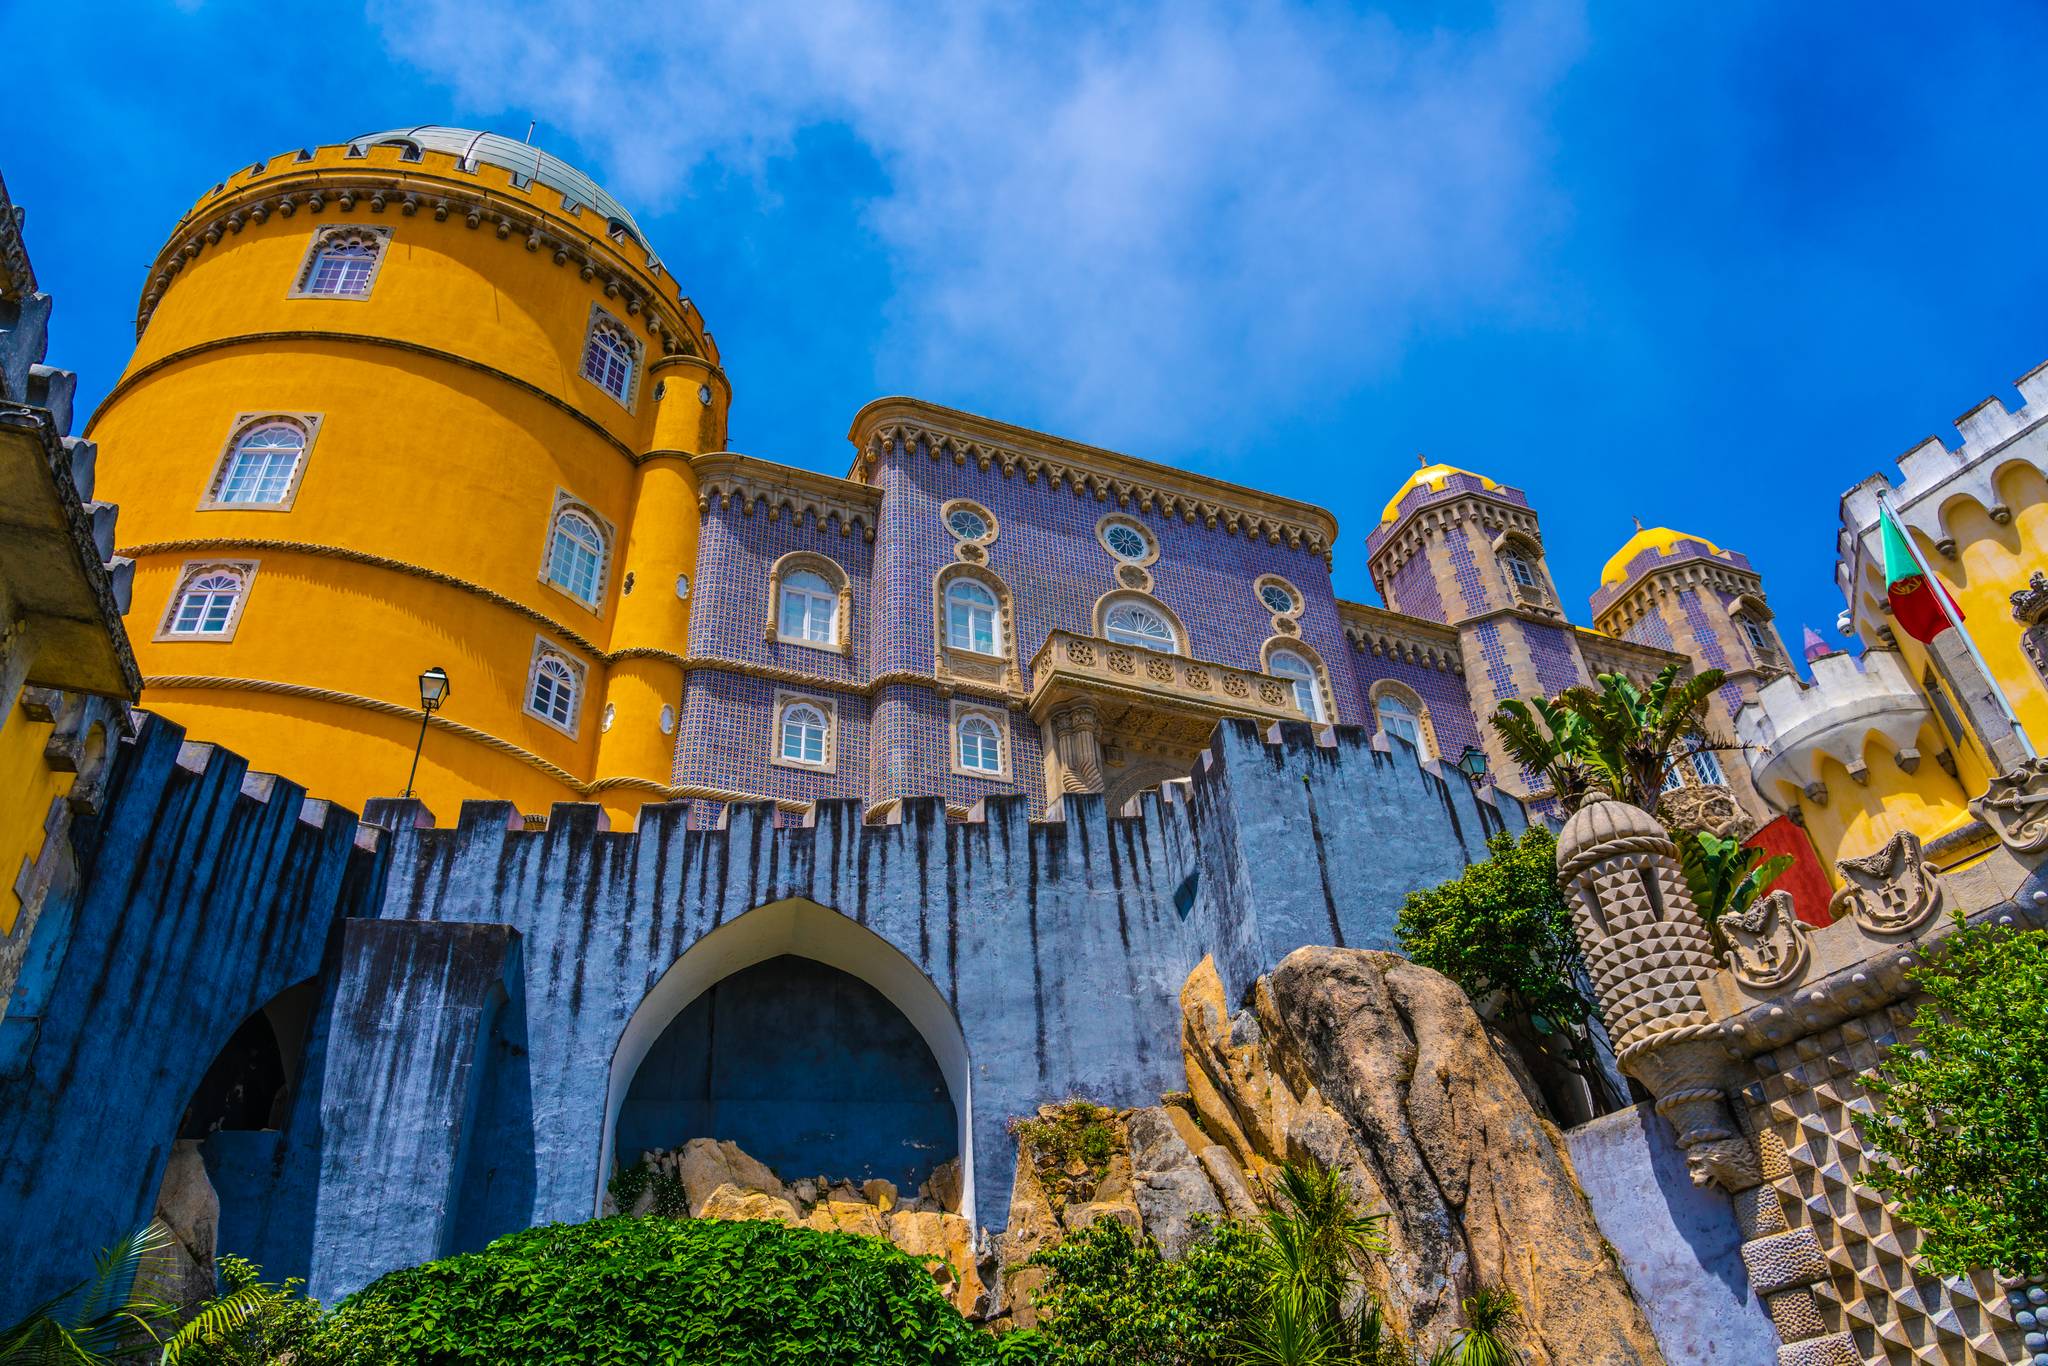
[618,1143,979,1312]
[1179,949,1665,1364]
[1125,1106,1223,1258]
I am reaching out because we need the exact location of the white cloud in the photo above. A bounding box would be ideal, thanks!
[370,0,1584,455]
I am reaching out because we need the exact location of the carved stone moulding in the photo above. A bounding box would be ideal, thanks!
[1657,782,1758,841]
[1972,755,2048,854]
[1827,829,1943,935]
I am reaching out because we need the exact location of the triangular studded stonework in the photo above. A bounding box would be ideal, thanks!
[1744,1001,2028,1363]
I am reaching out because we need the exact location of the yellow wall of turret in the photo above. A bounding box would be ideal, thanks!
[88,141,727,828]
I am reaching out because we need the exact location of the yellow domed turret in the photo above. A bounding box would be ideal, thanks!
[1599,524,1731,587]
[1378,460,1498,525]
[91,128,726,827]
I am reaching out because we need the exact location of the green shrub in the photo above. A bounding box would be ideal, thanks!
[314,1216,993,1365]
[1027,1216,1266,1365]
[1009,1101,1121,1216]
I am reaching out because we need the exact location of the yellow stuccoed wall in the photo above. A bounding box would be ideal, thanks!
[0,706,72,935]
[88,142,724,828]
[1780,719,1986,885]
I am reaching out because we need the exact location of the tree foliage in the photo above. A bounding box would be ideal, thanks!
[1854,916,2048,1277]
[1675,831,1792,932]
[0,1223,179,1365]
[1234,1160,1396,1366]
[1025,1216,1266,1365]
[1492,664,1729,812]
[1397,828,1616,1110]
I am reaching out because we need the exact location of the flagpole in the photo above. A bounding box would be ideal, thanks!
[1877,492,2035,759]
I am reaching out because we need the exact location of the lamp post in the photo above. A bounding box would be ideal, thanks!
[1455,745,1490,787]
[403,666,450,799]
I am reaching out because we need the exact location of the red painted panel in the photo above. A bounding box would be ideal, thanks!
[1747,814,1834,927]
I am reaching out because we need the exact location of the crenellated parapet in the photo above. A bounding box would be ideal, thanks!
[1735,650,1934,807]
[1835,359,2048,634]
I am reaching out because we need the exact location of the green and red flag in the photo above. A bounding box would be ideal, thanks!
[1881,503,1961,643]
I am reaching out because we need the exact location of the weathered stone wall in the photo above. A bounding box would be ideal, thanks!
[0,713,384,1320]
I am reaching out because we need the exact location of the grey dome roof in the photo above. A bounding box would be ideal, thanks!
[347,126,655,262]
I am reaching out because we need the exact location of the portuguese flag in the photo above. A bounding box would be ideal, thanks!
[1881,503,1961,644]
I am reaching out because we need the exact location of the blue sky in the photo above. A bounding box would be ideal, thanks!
[13,2,2048,659]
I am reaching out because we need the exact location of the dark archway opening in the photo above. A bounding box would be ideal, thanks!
[616,954,955,1192]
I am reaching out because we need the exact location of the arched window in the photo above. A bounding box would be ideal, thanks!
[780,703,828,766]
[945,579,1001,655]
[779,569,838,645]
[581,312,639,405]
[545,506,608,606]
[295,228,386,298]
[212,420,308,506]
[1502,550,1539,589]
[1267,649,1325,722]
[1103,600,1178,652]
[1376,692,1432,758]
[162,564,250,638]
[1689,745,1727,786]
[527,648,582,732]
[957,714,1002,774]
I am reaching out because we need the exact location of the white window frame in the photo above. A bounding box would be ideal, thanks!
[779,570,839,647]
[949,701,1011,780]
[201,414,321,511]
[771,690,837,772]
[1267,649,1326,722]
[1689,744,1727,787]
[1739,615,1773,657]
[1370,683,1436,761]
[156,560,258,643]
[945,577,1003,656]
[539,492,613,612]
[579,304,642,411]
[1097,591,1182,654]
[524,639,587,738]
[766,552,850,654]
[1502,550,1539,589]
[289,225,391,300]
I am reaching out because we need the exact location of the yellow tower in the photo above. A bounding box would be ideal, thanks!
[89,128,730,826]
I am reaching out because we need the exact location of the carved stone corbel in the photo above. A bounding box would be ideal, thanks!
[1827,829,1943,934]
[1045,701,1104,795]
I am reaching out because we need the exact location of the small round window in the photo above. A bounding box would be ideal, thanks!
[947,507,989,541]
[1104,523,1150,561]
[1259,583,1297,615]
[675,573,691,600]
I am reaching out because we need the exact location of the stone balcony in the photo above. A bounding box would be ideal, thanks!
[1026,630,1306,811]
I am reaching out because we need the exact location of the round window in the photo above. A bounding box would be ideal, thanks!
[675,573,691,600]
[947,507,990,541]
[1104,523,1150,561]
[1260,583,1296,615]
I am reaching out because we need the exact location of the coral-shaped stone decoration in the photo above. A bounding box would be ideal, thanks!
[1720,888,1810,989]
[1971,755,2048,853]
[1827,830,1942,935]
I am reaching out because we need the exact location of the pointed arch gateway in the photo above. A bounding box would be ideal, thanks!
[597,898,973,1218]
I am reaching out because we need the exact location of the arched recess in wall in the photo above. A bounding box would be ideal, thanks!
[597,898,973,1218]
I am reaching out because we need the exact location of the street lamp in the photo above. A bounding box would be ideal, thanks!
[1455,746,1490,785]
[403,666,451,799]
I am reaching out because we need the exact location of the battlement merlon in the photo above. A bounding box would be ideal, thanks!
[1733,649,1929,804]
[1834,358,2048,631]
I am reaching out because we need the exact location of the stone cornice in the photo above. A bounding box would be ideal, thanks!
[1574,626,1686,681]
[846,397,1338,560]
[1335,601,1464,675]
[84,332,640,463]
[1365,489,1543,587]
[693,452,882,541]
[140,147,708,359]
[1592,557,1764,634]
